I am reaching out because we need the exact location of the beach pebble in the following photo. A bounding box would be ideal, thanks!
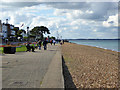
[62,43,118,88]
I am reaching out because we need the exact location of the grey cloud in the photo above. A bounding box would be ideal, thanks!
[108,21,114,24]
[1,2,43,12]
[1,2,41,7]
[89,2,118,18]
[0,2,118,39]
[46,2,90,10]
[46,2,117,11]
[50,2,118,21]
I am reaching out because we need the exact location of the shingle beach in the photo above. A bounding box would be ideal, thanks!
[62,42,119,88]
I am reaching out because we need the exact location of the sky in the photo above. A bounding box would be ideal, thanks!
[0,0,120,39]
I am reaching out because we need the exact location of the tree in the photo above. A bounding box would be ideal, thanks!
[17,29,26,35]
[30,26,50,40]
[13,29,26,41]
[50,36,56,40]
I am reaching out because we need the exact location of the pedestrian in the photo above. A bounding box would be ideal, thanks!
[50,39,53,45]
[53,39,56,45]
[26,43,31,52]
[46,37,48,42]
[60,40,62,45]
[63,40,64,44]
[43,38,48,50]
[30,43,35,52]
[38,40,42,50]
[35,41,38,49]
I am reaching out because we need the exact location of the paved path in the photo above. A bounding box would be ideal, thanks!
[1,44,64,88]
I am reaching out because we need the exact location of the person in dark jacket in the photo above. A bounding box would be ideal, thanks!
[30,43,35,52]
[26,43,31,52]
[38,40,42,50]
[50,39,53,45]
[43,39,48,50]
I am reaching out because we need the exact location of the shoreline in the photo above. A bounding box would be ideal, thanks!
[69,42,119,53]
[62,42,119,88]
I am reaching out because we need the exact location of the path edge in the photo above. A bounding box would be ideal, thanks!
[41,46,64,89]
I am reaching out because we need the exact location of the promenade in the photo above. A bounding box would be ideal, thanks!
[2,44,64,88]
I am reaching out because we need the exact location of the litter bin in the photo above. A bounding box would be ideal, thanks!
[4,47,16,54]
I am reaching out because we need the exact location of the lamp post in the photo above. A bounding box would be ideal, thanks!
[60,36,62,40]
[56,31,59,43]
[57,31,59,40]
[27,27,29,41]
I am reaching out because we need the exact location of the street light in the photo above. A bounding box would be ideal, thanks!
[60,36,62,40]
[27,27,29,41]
[57,31,59,40]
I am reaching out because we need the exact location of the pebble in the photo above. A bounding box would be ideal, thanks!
[62,43,118,88]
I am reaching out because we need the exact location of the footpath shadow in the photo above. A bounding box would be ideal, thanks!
[48,50,57,51]
[62,56,77,90]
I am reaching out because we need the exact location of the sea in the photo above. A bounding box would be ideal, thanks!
[69,39,120,52]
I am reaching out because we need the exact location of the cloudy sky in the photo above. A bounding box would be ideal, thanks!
[0,1,119,39]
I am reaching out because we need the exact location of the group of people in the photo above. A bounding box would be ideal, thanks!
[26,38,52,52]
[37,39,48,50]
[50,39,56,45]
[26,38,64,52]
[26,43,35,52]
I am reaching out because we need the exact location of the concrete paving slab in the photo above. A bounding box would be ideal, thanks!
[2,44,64,88]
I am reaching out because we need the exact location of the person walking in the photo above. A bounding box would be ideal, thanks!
[26,43,31,52]
[43,38,48,50]
[63,40,64,44]
[38,40,42,50]
[53,39,56,45]
[60,40,62,45]
[50,39,53,45]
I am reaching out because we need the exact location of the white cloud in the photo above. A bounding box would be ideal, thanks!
[52,2,118,21]
[54,9,67,16]
[86,10,93,14]
[0,2,118,39]
[93,29,97,32]
[103,14,118,27]
[73,26,79,30]
[63,27,67,30]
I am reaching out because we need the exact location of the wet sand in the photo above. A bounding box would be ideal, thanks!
[62,42,119,88]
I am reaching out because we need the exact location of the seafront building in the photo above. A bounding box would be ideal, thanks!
[0,19,23,42]
[0,19,16,39]
[1,23,8,38]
